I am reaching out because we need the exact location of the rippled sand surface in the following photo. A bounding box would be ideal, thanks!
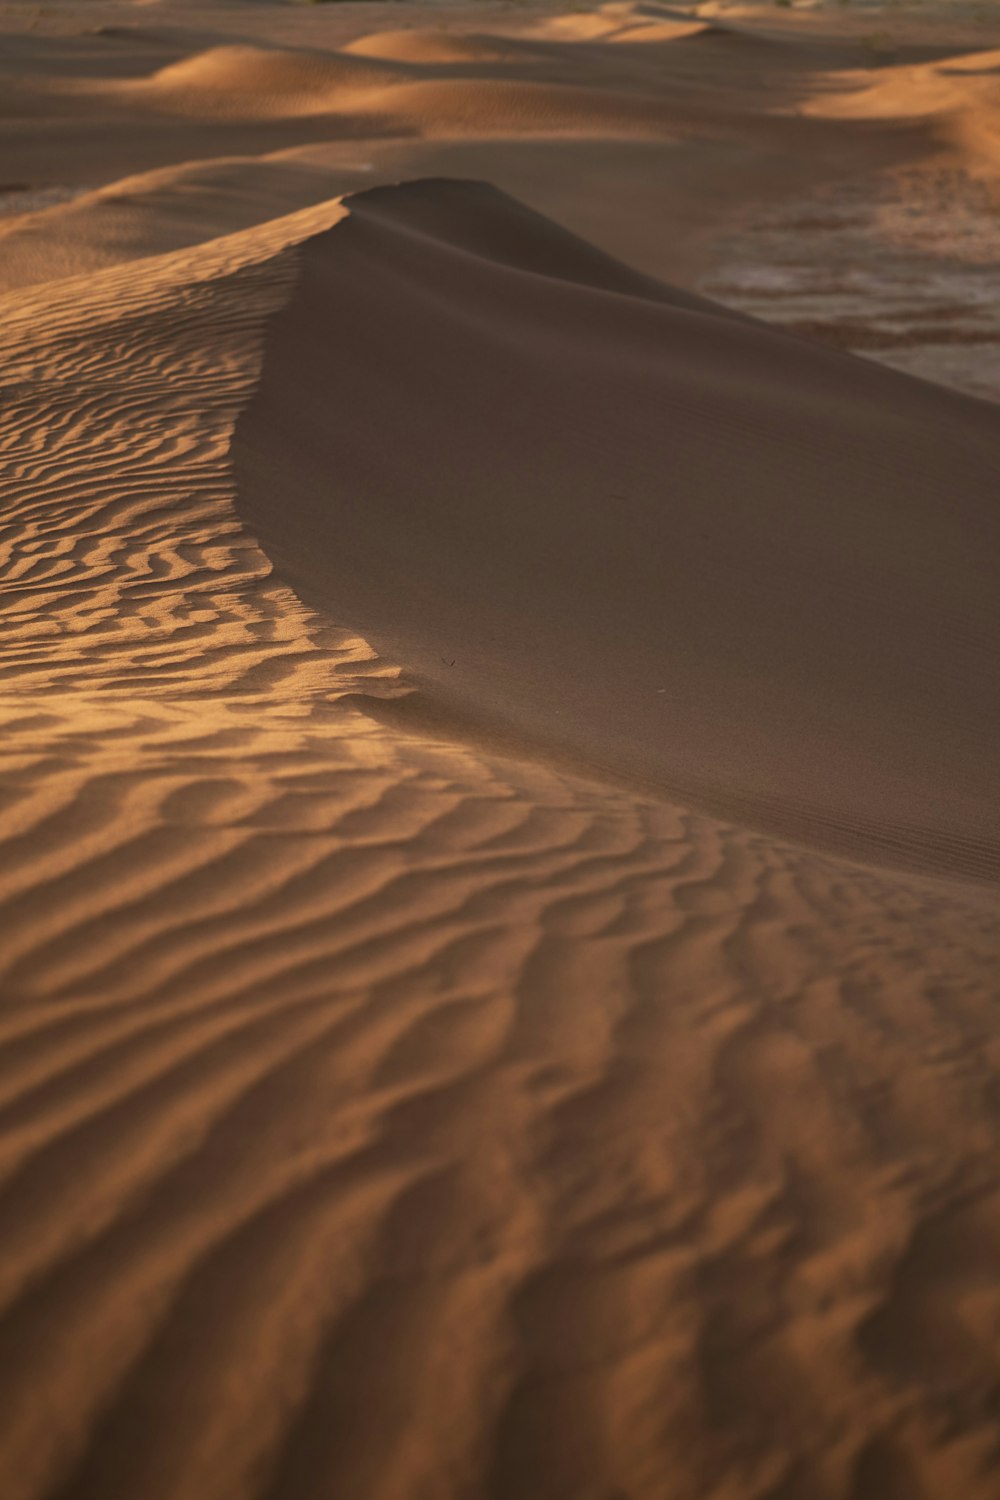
[0,3,998,1497]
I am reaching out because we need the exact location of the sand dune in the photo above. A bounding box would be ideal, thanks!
[0,4,999,1500]
[4,1,987,291]
[0,155,356,293]
[0,170,996,1500]
[123,44,410,116]
[235,178,1000,881]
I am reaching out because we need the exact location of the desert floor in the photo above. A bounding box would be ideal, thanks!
[0,1,998,1497]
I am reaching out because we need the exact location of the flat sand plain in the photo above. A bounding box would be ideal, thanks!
[0,2,998,1497]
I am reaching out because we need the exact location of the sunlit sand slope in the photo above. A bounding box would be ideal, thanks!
[0,178,997,1500]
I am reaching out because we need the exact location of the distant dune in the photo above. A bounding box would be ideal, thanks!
[0,5,998,1500]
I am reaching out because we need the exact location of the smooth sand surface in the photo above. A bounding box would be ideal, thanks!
[0,3,999,1498]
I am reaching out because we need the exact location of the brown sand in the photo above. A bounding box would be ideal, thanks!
[0,4,998,1499]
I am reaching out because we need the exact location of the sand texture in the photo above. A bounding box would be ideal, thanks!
[0,3,999,1498]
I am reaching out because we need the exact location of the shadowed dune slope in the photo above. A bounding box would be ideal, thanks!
[234,179,1000,881]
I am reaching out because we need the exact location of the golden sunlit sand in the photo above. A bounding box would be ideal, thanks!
[0,2,998,1498]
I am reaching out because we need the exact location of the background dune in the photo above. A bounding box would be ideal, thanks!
[2,0,985,280]
[0,4,999,1500]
